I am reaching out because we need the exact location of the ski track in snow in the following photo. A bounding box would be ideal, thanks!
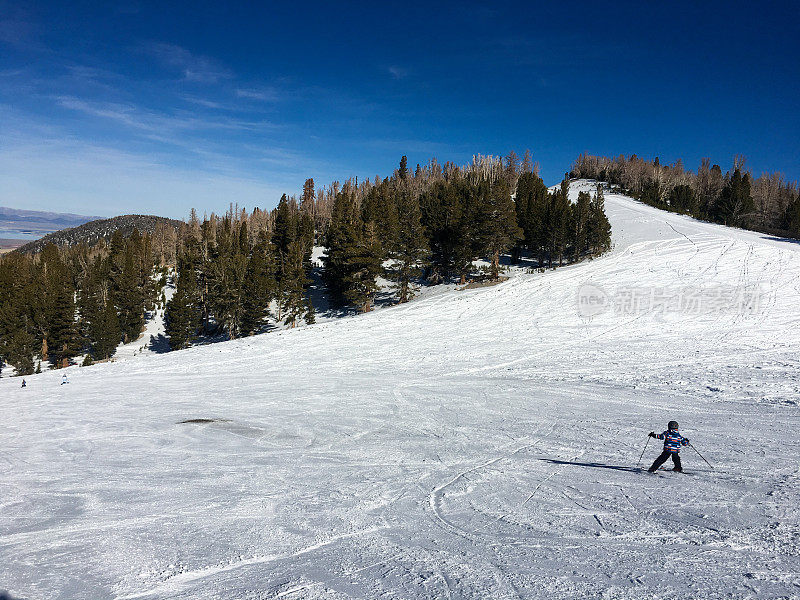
[2,180,800,599]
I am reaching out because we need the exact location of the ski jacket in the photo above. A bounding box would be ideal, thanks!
[655,429,689,453]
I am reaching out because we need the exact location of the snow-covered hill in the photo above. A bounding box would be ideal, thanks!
[2,181,799,599]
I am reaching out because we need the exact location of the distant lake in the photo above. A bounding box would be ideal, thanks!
[0,228,44,240]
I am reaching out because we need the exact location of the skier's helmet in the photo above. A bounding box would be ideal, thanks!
[668,420,679,430]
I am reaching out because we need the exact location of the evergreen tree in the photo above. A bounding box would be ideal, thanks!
[669,184,698,213]
[272,195,314,323]
[8,325,36,375]
[361,178,400,247]
[475,178,523,279]
[165,256,202,349]
[390,182,428,302]
[323,184,360,299]
[571,191,592,261]
[272,194,296,258]
[514,171,549,264]
[344,221,382,311]
[714,168,753,226]
[281,239,314,325]
[110,232,148,344]
[587,184,612,255]
[208,233,248,339]
[399,155,409,181]
[324,184,382,311]
[0,253,37,374]
[544,187,570,266]
[48,283,79,368]
[785,196,800,238]
[240,232,276,335]
[419,179,464,282]
[90,292,120,360]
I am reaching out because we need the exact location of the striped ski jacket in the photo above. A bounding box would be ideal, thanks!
[656,429,689,453]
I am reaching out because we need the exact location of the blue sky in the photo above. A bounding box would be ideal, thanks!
[1,1,798,218]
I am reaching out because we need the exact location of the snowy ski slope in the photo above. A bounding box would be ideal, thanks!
[2,181,799,599]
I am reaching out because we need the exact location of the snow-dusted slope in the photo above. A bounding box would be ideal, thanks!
[2,181,799,599]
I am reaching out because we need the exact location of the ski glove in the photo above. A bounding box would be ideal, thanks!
[648,431,656,438]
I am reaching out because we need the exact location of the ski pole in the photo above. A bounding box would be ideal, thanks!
[689,443,714,469]
[636,436,650,468]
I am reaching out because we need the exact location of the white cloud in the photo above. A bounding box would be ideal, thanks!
[387,66,409,80]
[235,87,280,102]
[0,106,296,217]
[141,41,234,83]
[54,95,277,134]
[0,136,289,217]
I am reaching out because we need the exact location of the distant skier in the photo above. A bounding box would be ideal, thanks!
[648,421,690,473]
[61,373,69,385]
[21,379,26,388]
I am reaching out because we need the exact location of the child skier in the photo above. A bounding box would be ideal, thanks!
[648,421,690,473]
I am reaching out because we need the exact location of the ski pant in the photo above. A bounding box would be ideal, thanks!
[649,450,682,472]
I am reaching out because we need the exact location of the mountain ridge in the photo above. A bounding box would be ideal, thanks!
[15,214,184,254]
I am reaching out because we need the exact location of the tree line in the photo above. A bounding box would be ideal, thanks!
[0,230,162,375]
[166,153,612,342]
[0,152,614,373]
[572,153,800,237]
[164,198,316,349]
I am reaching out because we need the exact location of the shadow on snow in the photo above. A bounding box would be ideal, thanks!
[539,458,644,473]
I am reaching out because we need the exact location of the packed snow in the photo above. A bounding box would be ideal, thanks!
[2,181,799,599]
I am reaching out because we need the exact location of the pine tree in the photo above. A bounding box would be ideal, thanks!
[544,187,570,267]
[281,239,313,326]
[272,195,296,257]
[514,171,548,263]
[390,182,428,302]
[571,191,592,261]
[48,283,79,368]
[323,184,359,299]
[0,253,37,374]
[587,184,612,255]
[81,259,122,361]
[110,232,147,344]
[0,311,36,375]
[361,179,399,247]
[475,178,522,279]
[399,155,409,181]
[324,184,382,311]
[209,247,248,339]
[165,256,202,349]
[785,195,800,238]
[714,168,753,226]
[669,185,698,213]
[344,221,383,312]
[271,195,315,324]
[240,232,276,335]
[420,179,464,282]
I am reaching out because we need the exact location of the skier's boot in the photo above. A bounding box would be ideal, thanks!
[672,467,683,473]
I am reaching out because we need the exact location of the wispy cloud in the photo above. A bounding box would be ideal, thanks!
[235,87,280,102]
[0,107,294,217]
[54,95,277,134]
[140,41,234,83]
[387,66,409,80]
[184,96,227,109]
[0,68,26,77]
